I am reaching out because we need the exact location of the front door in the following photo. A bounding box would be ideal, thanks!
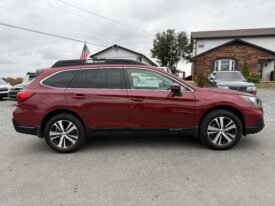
[125,68,195,129]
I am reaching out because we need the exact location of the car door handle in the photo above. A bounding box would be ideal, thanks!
[72,94,86,99]
[130,97,144,102]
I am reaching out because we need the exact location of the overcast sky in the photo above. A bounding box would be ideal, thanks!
[0,0,275,78]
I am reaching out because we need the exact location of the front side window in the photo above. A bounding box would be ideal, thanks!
[215,59,235,71]
[126,68,187,91]
[43,70,78,88]
[72,68,124,89]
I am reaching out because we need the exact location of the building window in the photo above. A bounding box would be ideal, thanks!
[198,43,204,48]
[214,59,235,71]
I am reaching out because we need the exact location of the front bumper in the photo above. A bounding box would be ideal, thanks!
[0,93,8,98]
[245,114,264,135]
[12,118,41,137]
[9,91,19,100]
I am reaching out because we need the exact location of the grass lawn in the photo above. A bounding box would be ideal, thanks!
[185,80,275,89]
[256,82,275,89]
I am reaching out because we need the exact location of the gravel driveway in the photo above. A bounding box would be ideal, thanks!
[0,89,275,206]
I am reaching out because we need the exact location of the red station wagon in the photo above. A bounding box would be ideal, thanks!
[13,59,264,153]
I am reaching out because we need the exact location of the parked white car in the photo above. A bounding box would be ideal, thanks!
[0,78,11,100]
[8,72,35,100]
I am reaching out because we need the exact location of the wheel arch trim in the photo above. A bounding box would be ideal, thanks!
[198,105,245,135]
[39,109,87,138]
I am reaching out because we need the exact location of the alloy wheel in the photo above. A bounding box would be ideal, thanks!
[49,120,79,149]
[207,116,237,146]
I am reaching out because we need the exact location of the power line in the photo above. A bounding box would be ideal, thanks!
[31,0,152,38]
[0,5,114,42]
[54,0,152,36]
[30,0,111,27]
[0,21,106,47]
[30,0,152,39]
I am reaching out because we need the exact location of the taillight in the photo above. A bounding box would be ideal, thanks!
[17,92,33,104]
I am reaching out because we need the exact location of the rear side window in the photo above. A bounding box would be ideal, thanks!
[43,70,78,88]
[71,68,124,89]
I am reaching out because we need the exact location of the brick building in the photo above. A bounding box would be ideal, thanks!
[191,28,275,81]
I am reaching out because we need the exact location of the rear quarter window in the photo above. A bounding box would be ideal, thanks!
[42,70,78,88]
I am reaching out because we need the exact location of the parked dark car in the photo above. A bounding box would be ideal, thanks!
[9,72,36,100]
[13,59,264,153]
[208,71,257,94]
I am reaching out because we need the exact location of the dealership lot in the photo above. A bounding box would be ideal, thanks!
[0,89,275,206]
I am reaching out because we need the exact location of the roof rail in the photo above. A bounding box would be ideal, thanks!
[51,58,146,68]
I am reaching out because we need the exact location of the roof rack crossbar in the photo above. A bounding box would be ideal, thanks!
[51,58,146,68]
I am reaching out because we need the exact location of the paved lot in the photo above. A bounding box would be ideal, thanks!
[0,89,275,206]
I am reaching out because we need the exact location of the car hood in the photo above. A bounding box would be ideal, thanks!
[216,81,255,87]
[0,84,11,88]
[196,87,253,96]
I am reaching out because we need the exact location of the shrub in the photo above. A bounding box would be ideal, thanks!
[241,62,249,78]
[270,71,274,81]
[247,72,261,83]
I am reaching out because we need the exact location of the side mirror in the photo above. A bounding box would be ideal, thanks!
[170,83,181,93]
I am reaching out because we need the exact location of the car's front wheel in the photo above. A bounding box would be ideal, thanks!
[200,109,242,150]
[44,113,86,153]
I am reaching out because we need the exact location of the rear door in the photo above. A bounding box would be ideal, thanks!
[65,68,129,129]
[125,68,195,129]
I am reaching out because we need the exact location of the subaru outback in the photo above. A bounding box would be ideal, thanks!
[12,59,264,153]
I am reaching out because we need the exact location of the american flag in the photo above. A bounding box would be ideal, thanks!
[80,43,90,60]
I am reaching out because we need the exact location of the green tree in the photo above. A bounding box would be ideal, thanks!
[242,62,249,78]
[151,29,192,74]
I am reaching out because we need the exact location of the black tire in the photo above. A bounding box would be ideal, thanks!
[199,109,242,150]
[44,113,86,153]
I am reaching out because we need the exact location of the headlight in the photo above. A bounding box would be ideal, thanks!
[247,86,256,91]
[217,86,229,89]
[242,95,262,107]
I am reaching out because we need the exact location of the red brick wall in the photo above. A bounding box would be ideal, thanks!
[192,42,275,79]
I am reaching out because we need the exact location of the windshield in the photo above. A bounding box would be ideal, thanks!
[0,78,7,84]
[215,72,245,82]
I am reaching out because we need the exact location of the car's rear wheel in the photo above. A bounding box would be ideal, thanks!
[200,109,242,150]
[44,113,86,153]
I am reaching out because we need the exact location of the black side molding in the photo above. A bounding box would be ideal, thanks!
[89,127,199,137]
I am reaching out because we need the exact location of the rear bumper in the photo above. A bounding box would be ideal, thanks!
[245,114,264,135]
[12,118,41,137]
